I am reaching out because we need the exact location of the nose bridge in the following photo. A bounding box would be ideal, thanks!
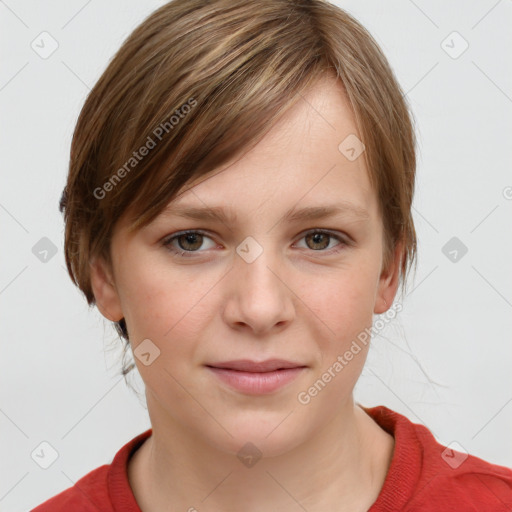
[226,234,294,331]
[236,234,282,297]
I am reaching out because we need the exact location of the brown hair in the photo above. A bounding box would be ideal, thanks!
[60,0,418,378]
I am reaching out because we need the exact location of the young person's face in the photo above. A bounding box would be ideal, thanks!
[91,76,401,456]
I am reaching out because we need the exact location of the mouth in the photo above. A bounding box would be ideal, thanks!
[206,359,306,372]
[205,359,307,394]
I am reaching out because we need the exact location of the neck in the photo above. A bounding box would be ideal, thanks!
[128,397,394,512]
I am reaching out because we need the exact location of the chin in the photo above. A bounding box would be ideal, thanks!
[204,416,308,460]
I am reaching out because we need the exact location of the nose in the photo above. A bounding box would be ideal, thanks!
[222,242,295,336]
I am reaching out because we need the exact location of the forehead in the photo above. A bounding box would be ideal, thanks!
[116,75,378,238]
[167,76,375,219]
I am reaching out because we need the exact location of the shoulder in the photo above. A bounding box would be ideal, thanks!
[411,416,512,510]
[31,464,111,511]
[31,428,152,512]
[405,454,512,511]
[363,405,512,512]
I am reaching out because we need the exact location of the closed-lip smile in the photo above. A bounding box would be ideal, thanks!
[206,359,306,372]
[205,359,307,394]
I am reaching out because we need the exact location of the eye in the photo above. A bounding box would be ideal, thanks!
[162,228,348,258]
[162,230,216,257]
[294,229,347,253]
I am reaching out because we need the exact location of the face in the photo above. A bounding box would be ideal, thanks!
[90,75,401,458]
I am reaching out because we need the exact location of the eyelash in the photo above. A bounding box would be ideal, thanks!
[161,229,349,258]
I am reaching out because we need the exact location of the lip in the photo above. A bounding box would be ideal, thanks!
[205,359,307,395]
[206,359,305,372]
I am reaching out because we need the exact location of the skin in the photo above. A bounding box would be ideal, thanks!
[90,75,403,512]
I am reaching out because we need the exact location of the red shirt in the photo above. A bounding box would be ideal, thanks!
[32,405,512,511]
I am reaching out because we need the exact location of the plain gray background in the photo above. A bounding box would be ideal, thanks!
[1,1,511,510]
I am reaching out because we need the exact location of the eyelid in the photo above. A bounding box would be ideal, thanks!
[162,228,350,257]
[162,229,216,255]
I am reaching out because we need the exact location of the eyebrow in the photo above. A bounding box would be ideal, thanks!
[159,201,370,225]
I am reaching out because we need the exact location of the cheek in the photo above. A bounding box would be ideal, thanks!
[120,269,213,394]
[304,271,376,404]
[309,263,377,335]
[301,267,378,397]
[119,261,217,351]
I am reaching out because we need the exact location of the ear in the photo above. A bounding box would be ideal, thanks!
[89,255,124,322]
[374,240,403,315]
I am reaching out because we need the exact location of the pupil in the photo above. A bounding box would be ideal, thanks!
[309,232,328,250]
[181,233,201,250]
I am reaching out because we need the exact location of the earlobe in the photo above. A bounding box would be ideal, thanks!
[89,256,124,322]
[374,242,403,315]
